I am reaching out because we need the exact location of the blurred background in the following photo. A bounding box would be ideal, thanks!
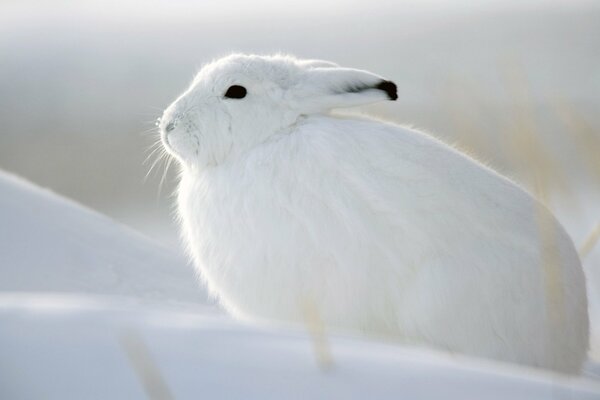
[0,0,598,262]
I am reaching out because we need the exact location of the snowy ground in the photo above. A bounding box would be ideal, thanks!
[1,170,600,399]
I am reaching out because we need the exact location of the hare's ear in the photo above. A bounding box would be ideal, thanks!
[297,59,339,69]
[291,67,397,113]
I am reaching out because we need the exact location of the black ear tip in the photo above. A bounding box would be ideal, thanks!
[376,80,398,101]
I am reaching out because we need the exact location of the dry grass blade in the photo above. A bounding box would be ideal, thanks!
[580,223,600,260]
[119,329,175,400]
[502,57,571,197]
[554,98,600,185]
[302,300,334,371]
[502,58,567,324]
[442,75,489,159]
[534,193,567,325]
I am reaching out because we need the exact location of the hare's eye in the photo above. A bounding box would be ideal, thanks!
[224,85,247,99]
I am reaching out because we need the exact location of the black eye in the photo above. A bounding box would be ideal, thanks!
[224,85,247,99]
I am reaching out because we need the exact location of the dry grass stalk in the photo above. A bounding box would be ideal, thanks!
[302,300,334,371]
[580,223,600,260]
[502,59,566,324]
[119,329,175,400]
[443,76,488,158]
[554,98,600,185]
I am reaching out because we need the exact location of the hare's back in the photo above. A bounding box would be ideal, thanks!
[292,115,587,371]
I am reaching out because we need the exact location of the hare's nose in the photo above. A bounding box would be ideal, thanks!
[157,116,177,135]
[165,121,176,132]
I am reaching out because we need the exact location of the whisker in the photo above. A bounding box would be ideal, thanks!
[143,144,165,165]
[145,140,163,152]
[144,149,167,182]
[158,156,174,199]
[140,127,160,136]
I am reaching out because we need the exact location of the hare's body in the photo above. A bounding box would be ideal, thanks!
[161,54,588,373]
[178,115,587,372]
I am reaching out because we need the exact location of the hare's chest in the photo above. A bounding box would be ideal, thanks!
[177,170,313,304]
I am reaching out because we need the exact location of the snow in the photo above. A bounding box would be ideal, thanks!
[1,170,600,399]
[2,295,600,400]
[0,171,208,305]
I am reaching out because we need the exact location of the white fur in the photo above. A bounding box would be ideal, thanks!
[159,54,589,373]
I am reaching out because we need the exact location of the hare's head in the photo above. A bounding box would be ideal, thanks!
[158,54,396,168]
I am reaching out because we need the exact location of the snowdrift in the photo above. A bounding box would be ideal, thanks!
[1,170,599,399]
[0,171,207,304]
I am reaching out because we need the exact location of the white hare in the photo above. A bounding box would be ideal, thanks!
[158,54,588,373]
